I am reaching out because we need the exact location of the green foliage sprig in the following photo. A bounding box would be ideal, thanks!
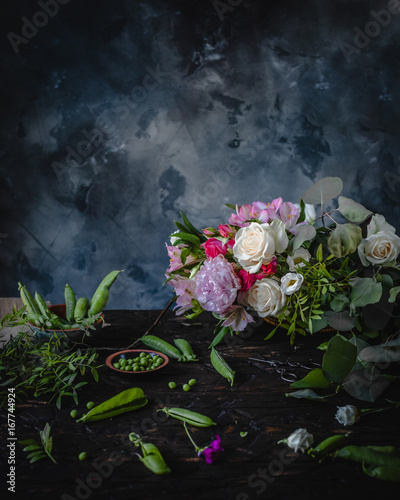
[19,423,56,464]
[0,331,102,408]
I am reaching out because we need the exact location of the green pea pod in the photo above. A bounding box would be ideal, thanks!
[173,338,198,361]
[158,407,216,427]
[88,270,123,316]
[362,464,400,482]
[76,387,147,422]
[26,312,47,328]
[140,335,182,360]
[335,446,400,467]
[18,282,40,314]
[74,297,89,322]
[139,442,171,475]
[308,434,349,461]
[367,446,400,457]
[210,347,235,386]
[64,284,76,322]
[34,292,52,319]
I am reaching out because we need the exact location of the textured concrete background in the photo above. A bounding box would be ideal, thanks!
[1,0,400,309]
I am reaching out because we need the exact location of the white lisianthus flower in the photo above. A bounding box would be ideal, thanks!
[286,428,314,453]
[242,278,286,317]
[286,248,311,271]
[335,405,360,426]
[293,203,316,223]
[281,273,304,295]
[233,220,288,274]
[358,214,400,266]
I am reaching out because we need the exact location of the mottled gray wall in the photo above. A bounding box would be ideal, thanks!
[1,0,400,309]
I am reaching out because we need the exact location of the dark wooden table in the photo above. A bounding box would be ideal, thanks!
[1,310,399,500]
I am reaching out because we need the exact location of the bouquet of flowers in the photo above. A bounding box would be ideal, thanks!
[165,177,400,345]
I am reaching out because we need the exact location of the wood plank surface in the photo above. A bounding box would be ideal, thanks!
[1,310,399,500]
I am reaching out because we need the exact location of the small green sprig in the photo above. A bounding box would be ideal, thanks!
[19,423,57,464]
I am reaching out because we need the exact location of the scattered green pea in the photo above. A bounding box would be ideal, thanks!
[78,452,87,461]
[70,409,78,419]
[168,381,177,389]
[183,384,191,392]
[86,401,95,410]
[188,379,197,386]
[240,431,248,438]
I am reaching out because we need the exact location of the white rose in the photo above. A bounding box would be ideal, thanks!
[286,248,311,271]
[233,220,288,274]
[286,428,314,453]
[281,273,304,295]
[358,216,400,267]
[293,203,316,223]
[243,278,286,317]
[335,405,360,426]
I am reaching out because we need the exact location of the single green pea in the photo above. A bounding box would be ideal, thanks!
[140,358,147,366]
[70,409,78,419]
[140,352,146,358]
[183,384,191,392]
[120,359,127,367]
[168,381,176,389]
[188,379,197,386]
[113,362,120,369]
[86,401,95,410]
[78,452,87,461]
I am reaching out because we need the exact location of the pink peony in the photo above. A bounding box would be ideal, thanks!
[195,255,241,313]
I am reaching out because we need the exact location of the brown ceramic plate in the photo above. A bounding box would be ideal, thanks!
[106,349,169,374]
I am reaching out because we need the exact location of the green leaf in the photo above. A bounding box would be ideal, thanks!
[290,368,331,389]
[322,334,357,383]
[343,369,392,402]
[324,310,355,331]
[330,294,350,313]
[297,198,306,224]
[316,244,323,263]
[172,232,201,247]
[337,196,372,223]
[358,339,400,363]
[289,224,317,254]
[91,368,99,382]
[302,177,343,205]
[179,212,205,240]
[389,286,400,303]
[285,389,328,402]
[208,326,229,349]
[350,278,382,307]
[327,224,362,258]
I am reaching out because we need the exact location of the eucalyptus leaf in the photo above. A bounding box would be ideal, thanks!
[290,368,331,389]
[302,177,343,205]
[327,224,362,258]
[343,369,392,402]
[337,196,372,223]
[76,387,148,422]
[289,224,316,254]
[359,339,400,364]
[322,334,357,383]
[350,278,382,308]
[389,286,400,303]
[285,389,328,402]
[324,310,355,331]
[330,294,350,313]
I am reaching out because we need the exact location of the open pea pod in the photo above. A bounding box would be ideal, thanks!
[77,387,147,422]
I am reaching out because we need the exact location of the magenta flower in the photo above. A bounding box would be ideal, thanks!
[237,269,258,291]
[195,255,241,313]
[255,258,277,279]
[202,238,227,258]
[218,224,236,238]
[199,435,224,464]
